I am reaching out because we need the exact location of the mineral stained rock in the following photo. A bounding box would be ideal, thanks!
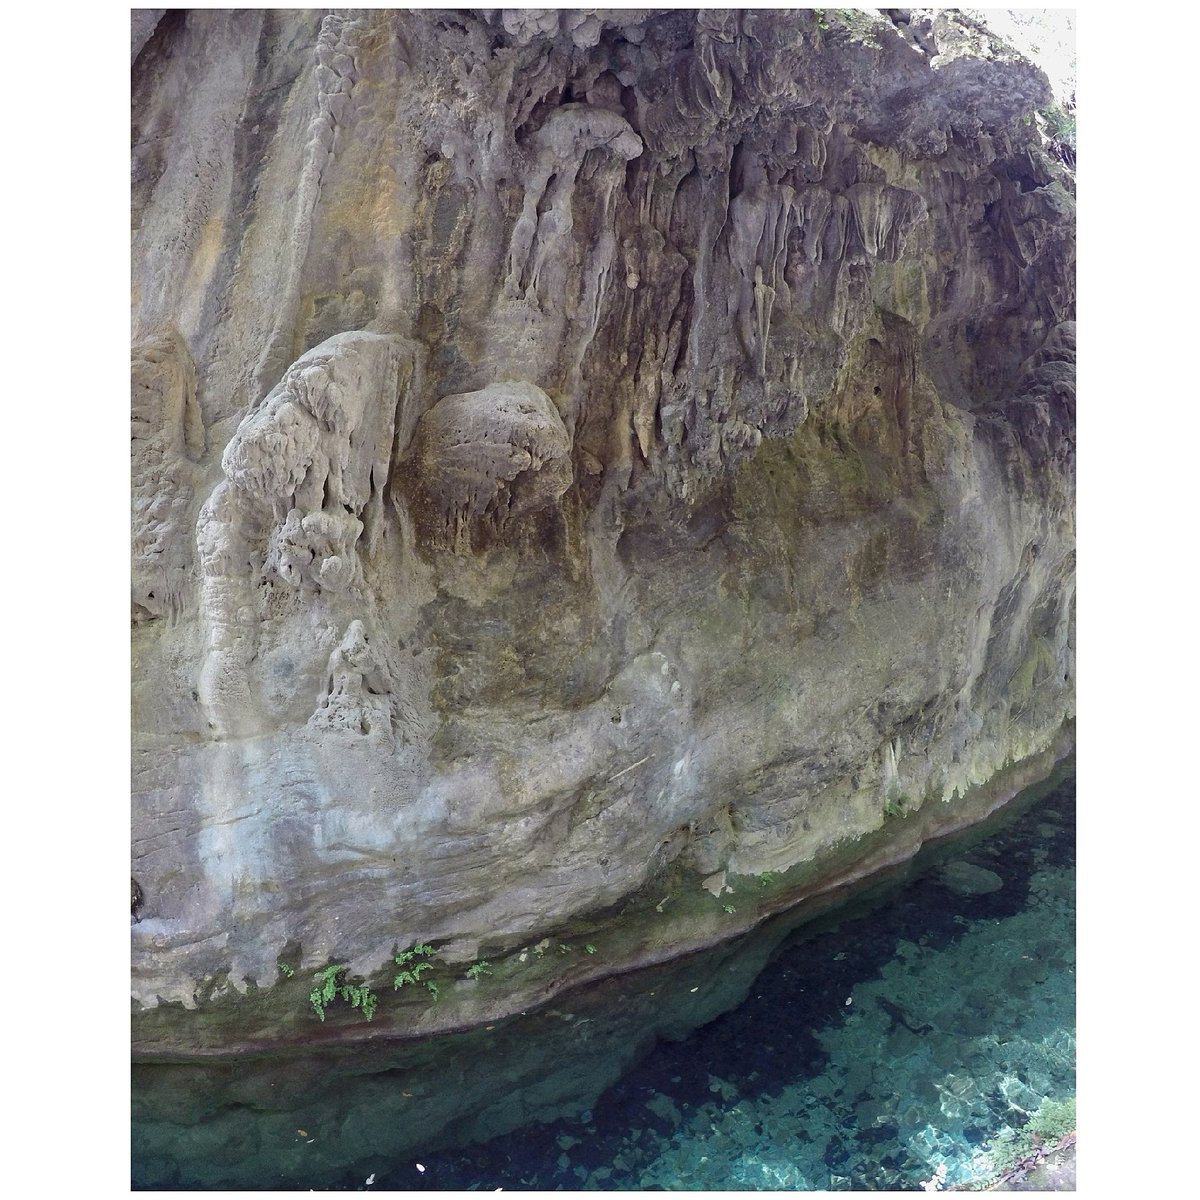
[131,9,1074,1041]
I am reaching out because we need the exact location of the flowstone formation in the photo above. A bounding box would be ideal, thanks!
[132,9,1075,1047]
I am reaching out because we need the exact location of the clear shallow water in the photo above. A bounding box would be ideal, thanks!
[132,769,1074,1191]
[384,775,1075,1192]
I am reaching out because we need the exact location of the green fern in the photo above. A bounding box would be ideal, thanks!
[395,944,438,991]
[465,961,492,980]
[394,962,432,988]
[344,983,377,1020]
[396,944,435,965]
[308,964,376,1022]
[310,964,343,1019]
[319,965,341,1004]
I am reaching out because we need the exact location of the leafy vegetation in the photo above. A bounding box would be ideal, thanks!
[465,961,492,980]
[277,961,294,978]
[812,8,885,47]
[1039,102,1076,164]
[309,964,377,1022]
[988,1096,1076,1175]
[394,944,440,999]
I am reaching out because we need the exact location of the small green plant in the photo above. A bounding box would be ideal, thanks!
[310,965,342,1020]
[1029,1096,1075,1141]
[585,944,596,955]
[394,944,440,999]
[722,903,737,915]
[465,960,493,980]
[349,984,377,1020]
[309,964,377,1022]
[1038,102,1076,164]
[989,1096,1076,1175]
[558,943,573,955]
[1040,104,1075,142]
[277,961,295,978]
[758,871,776,888]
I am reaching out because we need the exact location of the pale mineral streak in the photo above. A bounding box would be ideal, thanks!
[131,9,1074,1033]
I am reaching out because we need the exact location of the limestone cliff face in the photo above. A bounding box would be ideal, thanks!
[131,9,1074,1035]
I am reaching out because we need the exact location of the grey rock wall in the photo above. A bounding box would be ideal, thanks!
[131,8,1074,1041]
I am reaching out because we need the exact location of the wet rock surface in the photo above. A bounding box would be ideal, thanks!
[940,860,1005,896]
[131,8,1074,1047]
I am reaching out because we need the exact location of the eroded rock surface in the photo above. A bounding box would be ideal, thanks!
[131,9,1074,1041]
[408,381,573,548]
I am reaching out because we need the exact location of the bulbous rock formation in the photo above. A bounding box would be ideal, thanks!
[131,8,1074,1051]
[408,381,574,547]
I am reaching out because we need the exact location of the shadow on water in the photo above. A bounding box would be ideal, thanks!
[406,767,1074,1192]
[133,763,1074,1191]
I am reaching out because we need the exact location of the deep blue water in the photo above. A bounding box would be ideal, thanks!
[368,772,1075,1191]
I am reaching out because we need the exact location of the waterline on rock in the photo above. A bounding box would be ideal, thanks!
[391,771,1075,1191]
[133,767,1074,1190]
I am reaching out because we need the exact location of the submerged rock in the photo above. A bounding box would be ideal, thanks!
[940,861,1005,896]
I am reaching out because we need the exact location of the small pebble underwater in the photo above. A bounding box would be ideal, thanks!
[132,767,1074,1191]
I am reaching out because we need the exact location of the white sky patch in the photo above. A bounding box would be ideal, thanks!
[971,9,1076,103]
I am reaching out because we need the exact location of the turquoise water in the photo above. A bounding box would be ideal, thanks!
[385,776,1075,1191]
[132,770,1074,1190]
